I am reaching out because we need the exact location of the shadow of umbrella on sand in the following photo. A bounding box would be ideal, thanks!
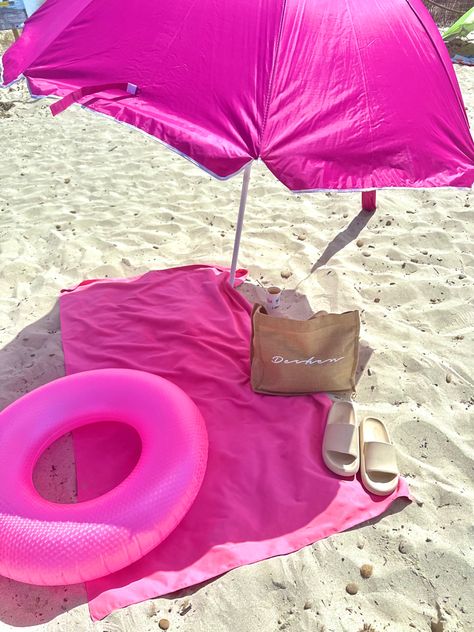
[1,0,473,284]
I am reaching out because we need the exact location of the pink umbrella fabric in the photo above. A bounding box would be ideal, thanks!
[1,0,473,190]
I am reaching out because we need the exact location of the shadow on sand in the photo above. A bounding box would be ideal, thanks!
[310,209,374,273]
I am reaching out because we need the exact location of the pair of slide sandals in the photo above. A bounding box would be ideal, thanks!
[322,401,399,496]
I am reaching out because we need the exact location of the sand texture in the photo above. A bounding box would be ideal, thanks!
[0,31,473,632]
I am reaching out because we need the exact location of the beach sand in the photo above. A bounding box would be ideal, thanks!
[0,31,473,632]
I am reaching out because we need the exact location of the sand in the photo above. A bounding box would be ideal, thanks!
[0,30,473,632]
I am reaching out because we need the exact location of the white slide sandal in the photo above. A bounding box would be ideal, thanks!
[322,401,359,477]
[359,417,399,496]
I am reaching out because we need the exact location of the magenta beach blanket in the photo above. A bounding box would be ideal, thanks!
[59,265,409,620]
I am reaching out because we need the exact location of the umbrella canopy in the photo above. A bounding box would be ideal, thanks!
[2,0,473,191]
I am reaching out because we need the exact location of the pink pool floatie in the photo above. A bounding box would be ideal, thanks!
[0,369,208,586]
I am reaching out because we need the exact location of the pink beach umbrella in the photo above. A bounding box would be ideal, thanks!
[2,0,473,284]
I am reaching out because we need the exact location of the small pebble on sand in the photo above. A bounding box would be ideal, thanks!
[345,582,359,595]
[445,373,452,383]
[272,580,287,589]
[303,601,313,610]
[360,564,373,579]
[356,239,364,247]
[280,269,292,279]
[179,600,192,616]
[159,618,170,630]
[398,540,410,554]
[374,297,380,303]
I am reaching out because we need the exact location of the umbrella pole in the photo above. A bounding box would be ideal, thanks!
[229,163,252,286]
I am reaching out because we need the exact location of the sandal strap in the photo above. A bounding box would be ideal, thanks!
[364,441,398,475]
[324,424,358,458]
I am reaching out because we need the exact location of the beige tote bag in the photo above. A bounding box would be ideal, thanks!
[250,304,360,395]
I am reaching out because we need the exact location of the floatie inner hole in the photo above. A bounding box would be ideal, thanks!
[32,421,142,503]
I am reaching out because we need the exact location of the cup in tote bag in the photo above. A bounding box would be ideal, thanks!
[250,304,360,395]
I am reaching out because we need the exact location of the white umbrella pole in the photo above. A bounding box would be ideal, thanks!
[229,162,252,286]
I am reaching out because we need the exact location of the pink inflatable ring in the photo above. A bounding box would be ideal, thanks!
[0,368,208,586]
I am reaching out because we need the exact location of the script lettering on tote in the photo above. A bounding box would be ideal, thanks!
[272,355,344,366]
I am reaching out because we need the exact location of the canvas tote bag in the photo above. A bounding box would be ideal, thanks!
[250,304,360,394]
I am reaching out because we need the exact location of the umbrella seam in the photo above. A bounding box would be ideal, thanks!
[259,0,288,154]
[344,0,376,185]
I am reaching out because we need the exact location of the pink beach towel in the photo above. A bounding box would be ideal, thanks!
[59,265,409,620]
